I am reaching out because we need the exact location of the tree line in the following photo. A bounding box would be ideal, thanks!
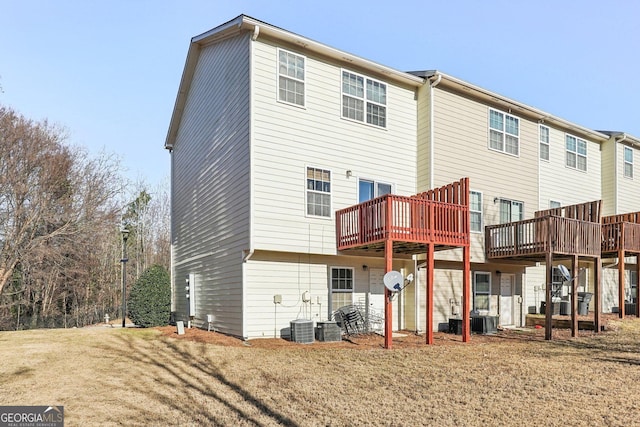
[0,105,170,330]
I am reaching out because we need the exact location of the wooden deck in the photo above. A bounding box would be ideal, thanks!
[335,178,472,348]
[485,215,601,260]
[602,212,640,255]
[336,179,470,254]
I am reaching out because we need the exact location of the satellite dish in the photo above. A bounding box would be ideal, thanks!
[557,264,571,282]
[383,271,404,292]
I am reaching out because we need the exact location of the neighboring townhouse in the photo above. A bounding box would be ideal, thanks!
[165,15,640,339]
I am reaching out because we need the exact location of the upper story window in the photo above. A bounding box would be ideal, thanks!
[565,134,587,171]
[306,167,331,217]
[470,191,483,233]
[278,49,305,107]
[358,179,392,203]
[489,109,519,156]
[342,70,387,128]
[539,125,550,161]
[624,146,634,179]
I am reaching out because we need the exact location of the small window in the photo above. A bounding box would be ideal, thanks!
[566,134,587,171]
[358,179,392,203]
[539,125,550,161]
[342,70,387,128]
[470,191,483,233]
[331,267,353,310]
[549,200,561,209]
[306,167,331,217]
[278,49,305,106]
[489,109,519,156]
[624,147,633,179]
[474,272,491,312]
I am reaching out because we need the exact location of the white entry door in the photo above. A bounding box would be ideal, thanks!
[500,274,515,326]
[368,268,385,332]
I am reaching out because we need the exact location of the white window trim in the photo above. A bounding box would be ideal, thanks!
[277,48,306,108]
[539,124,550,162]
[470,190,483,234]
[473,271,491,313]
[305,165,332,219]
[498,198,524,223]
[329,266,355,312]
[565,133,588,172]
[488,108,520,157]
[624,146,634,179]
[357,177,394,203]
[341,68,388,129]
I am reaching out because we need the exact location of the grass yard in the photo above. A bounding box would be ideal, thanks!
[1,320,640,426]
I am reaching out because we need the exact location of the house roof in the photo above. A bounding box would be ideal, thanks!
[596,130,640,148]
[410,70,611,143]
[164,14,424,150]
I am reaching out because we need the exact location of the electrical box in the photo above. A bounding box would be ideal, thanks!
[273,294,282,304]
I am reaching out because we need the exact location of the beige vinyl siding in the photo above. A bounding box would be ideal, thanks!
[539,126,601,209]
[600,139,617,215]
[429,88,538,263]
[170,34,251,337]
[250,39,418,255]
[244,251,411,338]
[616,143,640,213]
[416,83,432,192]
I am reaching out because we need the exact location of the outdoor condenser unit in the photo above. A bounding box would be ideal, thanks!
[315,321,342,342]
[290,319,314,344]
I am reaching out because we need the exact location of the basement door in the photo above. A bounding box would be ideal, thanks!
[500,274,515,326]
[368,268,385,332]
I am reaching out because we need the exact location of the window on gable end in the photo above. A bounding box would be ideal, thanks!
[278,49,305,107]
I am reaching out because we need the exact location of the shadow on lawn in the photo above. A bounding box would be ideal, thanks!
[99,332,299,426]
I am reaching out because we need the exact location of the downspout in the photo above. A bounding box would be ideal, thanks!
[429,73,442,189]
[614,134,627,214]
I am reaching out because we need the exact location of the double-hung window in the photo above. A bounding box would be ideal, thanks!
[539,125,550,161]
[624,147,634,179]
[358,179,392,203]
[489,109,519,155]
[342,70,387,128]
[473,272,491,312]
[470,191,483,233]
[278,49,305,106]
[330,267,353,310]
[565,135,587,171]
[306,167,331,217]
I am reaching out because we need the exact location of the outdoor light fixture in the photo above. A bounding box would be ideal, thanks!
[120,226,130,328]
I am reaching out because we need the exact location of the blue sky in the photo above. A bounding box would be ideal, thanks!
[2,1,639,187]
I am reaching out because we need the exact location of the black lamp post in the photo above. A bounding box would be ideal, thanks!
[120,227,130,328]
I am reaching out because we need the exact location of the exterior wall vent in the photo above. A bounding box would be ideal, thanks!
[290,319,314,344]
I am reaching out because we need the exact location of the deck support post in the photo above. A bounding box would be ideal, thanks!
[571,255,579,337]
[618,248,625,319]
[594,257,602,333]
[461,245,471,342]
[384,238,393,349]
[545,252,553,341]
[426,243,434,344]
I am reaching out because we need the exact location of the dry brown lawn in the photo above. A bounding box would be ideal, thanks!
[1,319,640,426]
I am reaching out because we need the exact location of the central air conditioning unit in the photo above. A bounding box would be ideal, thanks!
[315,321,342,342]
[290,319,314,344]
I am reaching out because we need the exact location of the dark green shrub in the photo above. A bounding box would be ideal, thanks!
[128,265,170,328]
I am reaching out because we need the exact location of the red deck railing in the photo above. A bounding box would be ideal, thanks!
[486,215,601,259]
[336,194,469,251]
